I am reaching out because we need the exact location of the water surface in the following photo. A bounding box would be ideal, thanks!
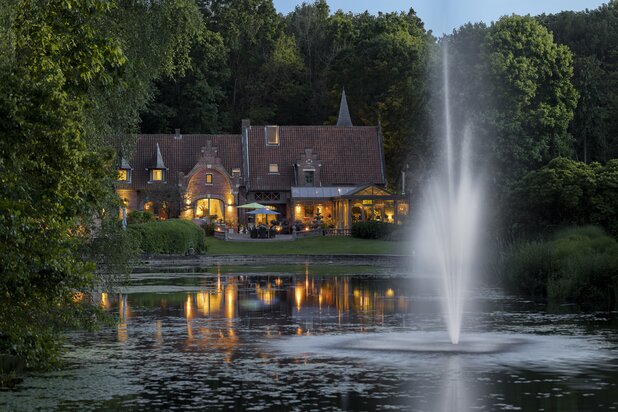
[2,265,617,411]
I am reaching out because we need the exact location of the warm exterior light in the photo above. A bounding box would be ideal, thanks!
[295,204,301,212]
[386,288,395,298]
[185,198,191,206]
[117,169,128,181]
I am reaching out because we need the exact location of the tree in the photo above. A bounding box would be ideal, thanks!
[0,0,125,368]
[328,10,434,189]
[0,0,203,369]
[485,16,579,187]
[539,1,618,162]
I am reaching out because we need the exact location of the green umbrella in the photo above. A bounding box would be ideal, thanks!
[238,202,267,209]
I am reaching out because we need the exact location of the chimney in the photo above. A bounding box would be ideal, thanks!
[241,119,251,130]
[174,128,182,140]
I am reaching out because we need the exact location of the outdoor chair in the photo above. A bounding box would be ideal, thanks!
[258,226,268,239]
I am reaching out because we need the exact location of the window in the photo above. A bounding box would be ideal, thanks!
[255,192,281,202]
[269,163,279,174]
[266,126,279,145]
[303,170,314,186]
[150,169,164,182]
[117,169,130,182]
[206,173,213,185]
[232,168,241,176]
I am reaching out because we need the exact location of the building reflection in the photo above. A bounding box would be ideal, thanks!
[103,271,410,346]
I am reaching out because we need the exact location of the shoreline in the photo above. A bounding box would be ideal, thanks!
[139,254,410,268]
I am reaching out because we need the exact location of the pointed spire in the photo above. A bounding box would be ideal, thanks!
[153,143,166,169]
[336,88,353,126]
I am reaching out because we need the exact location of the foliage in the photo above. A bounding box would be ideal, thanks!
[501,226,618,306]
[539,1,618,162]
[127,210,154,225]
[351,221,397,240]
[511,157,618,236]
[485,16,578,186]
[501,241,558,298]
[0,0,202,370]
[128,220,206,255]
[0,0,125,369]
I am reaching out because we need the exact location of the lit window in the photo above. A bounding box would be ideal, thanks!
[304,171,314,186]
[266,126,279,145]
[269,164,279,173]
[117,169,128,181]
[206,173,213,185]
[232,168,241,176]
[150,169,164,181]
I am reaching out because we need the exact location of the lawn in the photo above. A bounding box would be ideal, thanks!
[204,236,410,255]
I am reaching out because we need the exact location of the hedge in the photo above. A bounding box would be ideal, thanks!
[351,221,397,240]
[128,219,206,255]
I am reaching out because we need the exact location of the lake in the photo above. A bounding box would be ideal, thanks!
[2,263,617,411]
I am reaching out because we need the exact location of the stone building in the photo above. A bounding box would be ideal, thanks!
[115,92,409,228]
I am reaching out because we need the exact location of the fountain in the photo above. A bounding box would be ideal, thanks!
[416,44,483,344]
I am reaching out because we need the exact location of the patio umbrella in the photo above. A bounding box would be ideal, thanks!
[247,207,280,225]
[238,202,267,209]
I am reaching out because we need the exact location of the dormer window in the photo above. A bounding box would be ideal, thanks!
[206,173,213,185]
[304,170,314,186]
[150,169,165,182]
[117,169,131,183]
[117,156,132,183]
[265,126,279,146]
[269,163,279,174]
[148,143,167,183]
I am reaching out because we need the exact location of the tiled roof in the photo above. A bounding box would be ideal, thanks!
[118,134,242,190]
[247,126,385,191]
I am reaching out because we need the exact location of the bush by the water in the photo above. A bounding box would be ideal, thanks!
[128,219,206,255]
[352,221,397,240]
[502,226,618,306]
[126,210,153,224]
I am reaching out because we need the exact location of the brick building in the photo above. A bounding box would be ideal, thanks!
[115,91,409,228]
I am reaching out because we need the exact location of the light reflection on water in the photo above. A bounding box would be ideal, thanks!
[2,266,618,411]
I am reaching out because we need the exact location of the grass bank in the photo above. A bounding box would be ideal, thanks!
[204,236,409,255]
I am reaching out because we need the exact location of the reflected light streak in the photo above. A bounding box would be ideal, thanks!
[100,292,110,309]
[295,283,304,311]
[225,284,236,319]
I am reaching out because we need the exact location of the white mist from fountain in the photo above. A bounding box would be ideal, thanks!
[416,45,483,345]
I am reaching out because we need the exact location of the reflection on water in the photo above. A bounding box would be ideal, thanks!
[2,267,618,411]
[108,274,410,346]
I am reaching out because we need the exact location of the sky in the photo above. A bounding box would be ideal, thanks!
[273,0,608,35]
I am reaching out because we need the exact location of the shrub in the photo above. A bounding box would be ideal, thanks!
[501,226,618,306]
[351,221,397,240]
[126,210,153,224]
[501,241,558,298]
[128,219,206,255]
